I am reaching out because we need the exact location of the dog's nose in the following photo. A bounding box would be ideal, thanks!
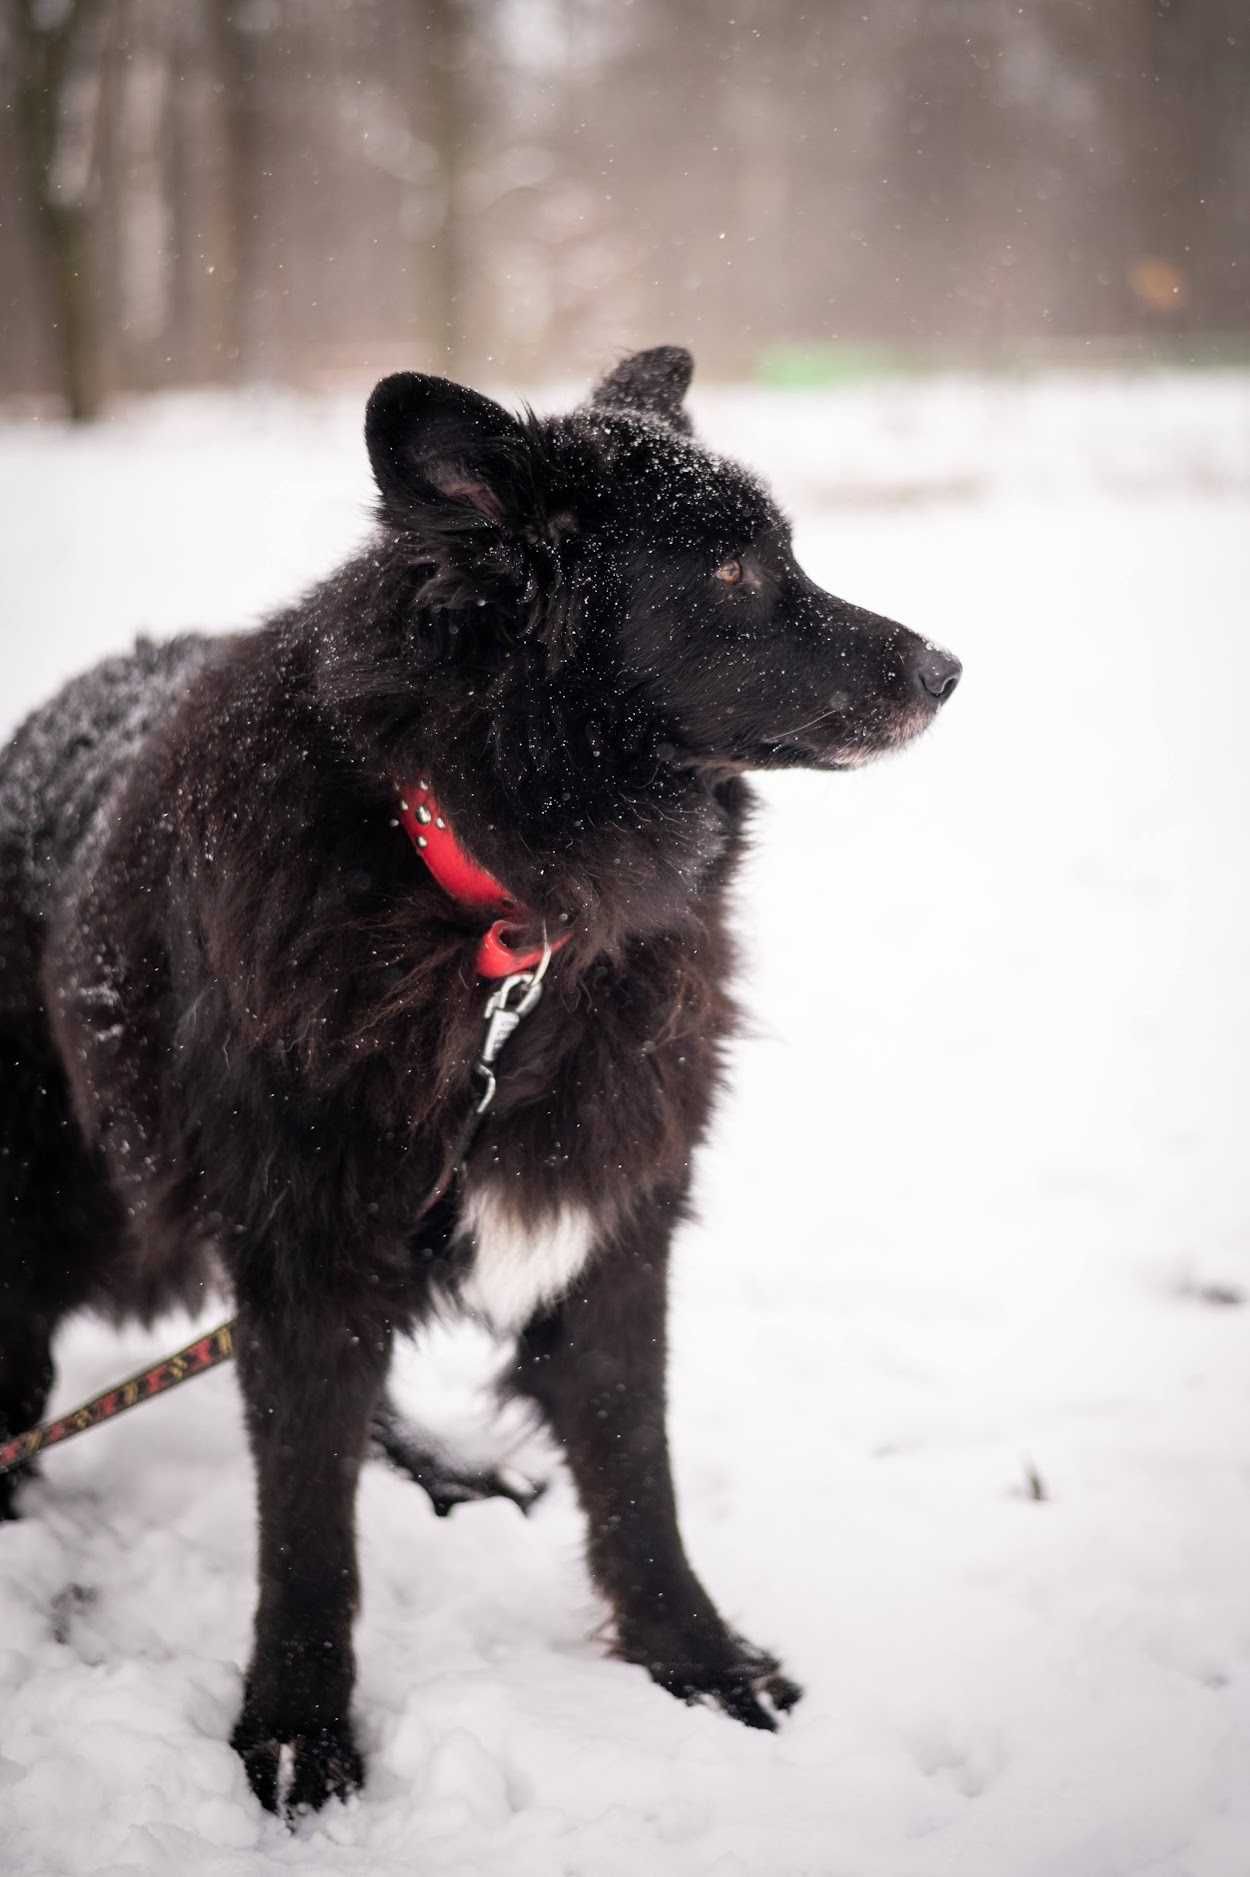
[912,645,962,704]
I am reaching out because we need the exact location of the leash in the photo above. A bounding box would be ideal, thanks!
[0,1322,237,1478]
[0,787,559,1482]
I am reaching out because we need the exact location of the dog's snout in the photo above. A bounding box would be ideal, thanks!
[912,645,962,705]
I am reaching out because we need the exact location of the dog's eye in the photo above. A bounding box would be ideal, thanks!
[715,559,744,587]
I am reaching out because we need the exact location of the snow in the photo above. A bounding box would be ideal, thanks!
[3,371,1250,1875]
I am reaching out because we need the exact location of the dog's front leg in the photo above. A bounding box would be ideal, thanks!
[506,1195,802,1731]
[230,1296,391,1817]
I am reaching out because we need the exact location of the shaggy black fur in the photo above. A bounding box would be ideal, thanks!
[0,348,959,1816]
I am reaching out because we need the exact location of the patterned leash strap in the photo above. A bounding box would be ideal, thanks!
[0,1321,237,1478]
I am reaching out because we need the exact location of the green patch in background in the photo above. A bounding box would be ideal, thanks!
[756,335,1250,387]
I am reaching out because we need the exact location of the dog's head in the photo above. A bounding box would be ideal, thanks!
[363,348,960,780]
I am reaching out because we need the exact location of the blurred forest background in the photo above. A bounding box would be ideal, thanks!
[3,0,1248,421]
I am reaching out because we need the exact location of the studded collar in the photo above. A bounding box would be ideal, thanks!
[397,780,568,979]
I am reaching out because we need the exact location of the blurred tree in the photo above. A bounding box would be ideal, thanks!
[12,0,117,419]
[207,0,264,378]
[423,0,474,374]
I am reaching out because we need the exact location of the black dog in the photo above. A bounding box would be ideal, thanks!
[0,347,959,1815]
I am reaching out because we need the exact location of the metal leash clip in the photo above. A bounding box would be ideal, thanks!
[472,926,553,1116]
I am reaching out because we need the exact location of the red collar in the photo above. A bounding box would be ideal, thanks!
[398,780,568,979]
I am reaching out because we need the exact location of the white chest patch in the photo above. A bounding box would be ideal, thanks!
[456,1187,597,1334]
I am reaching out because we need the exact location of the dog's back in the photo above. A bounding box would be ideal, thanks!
[0,634,213,1027]
[0,634,217,1337]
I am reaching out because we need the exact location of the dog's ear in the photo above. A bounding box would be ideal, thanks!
[589,345,694,435]
[365,373,535,528]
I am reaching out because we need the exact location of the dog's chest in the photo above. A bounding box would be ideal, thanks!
[453,1184,597,1333]
[435,911,727,1332]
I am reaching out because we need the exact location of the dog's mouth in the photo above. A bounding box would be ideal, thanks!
[656,697,942,781]
[755,696,939,772]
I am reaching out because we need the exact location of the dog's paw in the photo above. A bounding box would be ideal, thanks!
[231,1708,363,1820]
[372,1412,546,1519]
[622,1629,804,1732]
[0,1464,33,1522]
[413,1458,547,1520]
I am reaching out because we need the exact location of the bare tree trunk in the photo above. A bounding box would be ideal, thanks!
[165,4,198,384]
[13,0,114,421]
[424,0,473,375]
[207,0,264,380]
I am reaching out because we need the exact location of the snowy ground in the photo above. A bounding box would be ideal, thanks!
[2,372,1249,1876]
